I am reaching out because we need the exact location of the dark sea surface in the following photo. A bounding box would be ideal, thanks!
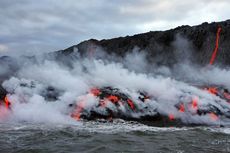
[0,120,229,153]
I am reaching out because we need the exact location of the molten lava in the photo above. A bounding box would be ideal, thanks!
[179,103,185,113]
[4,96,10,109]
[168,114,175,121]
[127,99,135,110]
[204,87,218,95]
[90,88,101,96]
[209,27,222,65]
[71,99,86,121]
[191,97,198,111]
[107,95,119,103]
[69,86,230,123]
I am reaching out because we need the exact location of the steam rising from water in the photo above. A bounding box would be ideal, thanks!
[1,45,230,126]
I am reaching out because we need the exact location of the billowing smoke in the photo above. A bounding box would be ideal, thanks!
[0,37,230,126]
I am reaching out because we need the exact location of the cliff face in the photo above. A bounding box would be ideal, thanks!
[1,20,230,84]
[59,20,230,67]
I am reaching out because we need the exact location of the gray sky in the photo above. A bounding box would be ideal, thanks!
[0,0,229,56]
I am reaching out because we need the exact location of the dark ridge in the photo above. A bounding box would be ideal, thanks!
[58,19,230,67]
[1,20,230,84]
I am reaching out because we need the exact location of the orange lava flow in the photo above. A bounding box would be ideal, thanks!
[107,95,119,103]
[127,99,135,110]
[179,103,185,113]
[192,97,198,111]
[71,100,86,121]
[168,114,175,121]
[4,96,10,109]
[209,27,222,65]
[204,87,218,95]
[90,88,101,96]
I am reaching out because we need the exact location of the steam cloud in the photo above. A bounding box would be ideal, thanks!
[1,36,230,126]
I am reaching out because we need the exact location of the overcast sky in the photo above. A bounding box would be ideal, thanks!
[0,0,229,56]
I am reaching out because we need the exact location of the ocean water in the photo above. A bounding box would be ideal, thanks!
[0,120,229,153]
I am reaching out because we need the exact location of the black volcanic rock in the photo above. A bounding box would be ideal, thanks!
[0,84,7,100]
[58,19,230,67]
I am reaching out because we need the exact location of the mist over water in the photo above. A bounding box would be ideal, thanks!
[0,43,230,126]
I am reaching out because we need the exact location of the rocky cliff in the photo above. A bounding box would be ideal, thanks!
[1,20,230,84]
[58,19,230,67]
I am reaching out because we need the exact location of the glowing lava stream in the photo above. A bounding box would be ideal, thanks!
[209,27,222,65]
[2,96,10,109]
